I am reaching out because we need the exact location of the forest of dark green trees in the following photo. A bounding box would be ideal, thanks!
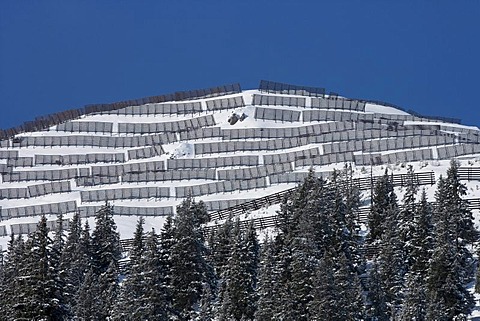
[0,160,478,320]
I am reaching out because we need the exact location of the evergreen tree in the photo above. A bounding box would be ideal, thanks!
[476,244,480,293]
[196,282,216,321]
[444,160,477,246]
[12,215,65,320]
[159,214,175,307]
[284,236,316,321]
[336,165,363,270]
[211,214,235,277]
[410,190,434,275]
[0,234,26,318]
[277,167,320,237]
[296,172,335,254]
[91,202,121,274]
[335,252,365,320]
[308,253,337,320]
[367,261,389,321]
[400,272,428,321]
[309,251,364,321]
[243,221,260,319]
[84,203,121,320]
[426,213,471,320]
[377,195,404,317]
[440,160,477,281]
[399,190,433,320]
[81,219,92,265]
[96,261,120,320]
[368,169,395,243]
[218,220,259,321]
[113,228,170,320]
[255,236,282,321]
[75,268,100,320]
[113,217,146,319]
[129,216,145,270]
[51,211,68,317]
[60,210,88,314]
[426,162,475,319]
[139,229,171,320]
[399,165,419,270]
[273,170,328,320]
[273,168,365,320]
[170,197,215,319]
[330,166,364,273]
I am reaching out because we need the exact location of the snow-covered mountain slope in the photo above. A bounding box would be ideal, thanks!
[1,81,480,250]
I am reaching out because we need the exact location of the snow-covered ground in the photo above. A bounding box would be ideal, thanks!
[1,90,479,240]
[2,87,480,317]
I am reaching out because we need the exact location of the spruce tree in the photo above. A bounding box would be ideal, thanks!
[81,219,92,265]
[85,203,121,320]
[96,261,120,320]
[444,160,477,246]
[399,165,419,270]
[309,251,364,321]
[217,220,259,321]
[273,170,328,320]
[368,169,395,243]
[377,194,405,317]
[12,215,65,320]
[196,283,216,321]
[113,217,146,319]
[113,228,170,320]
[277,167,320,237]
[139,229,171,320]
[170,197,215,318]
[159,214,175,307]
[441,160,477,281]
[91,202,121,273]
[74,268,100,320]
[243,221,260,319]
[285,236,316,321]
[335,165,363,270]
[129,216,145,270]
[399,190,433,320]
[255,236,280,321]
[367,261,389,321]
[330,166,364,273]
[308,252,337,320]
[0,234,26,318]
[476,244,480,293]
[60,210,88,314]
[211,214,235,277]
[334,252,365,320]
[426,163,475,319]
[51,211,68,318]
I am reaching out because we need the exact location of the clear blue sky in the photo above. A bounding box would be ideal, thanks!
[1,1,479,128]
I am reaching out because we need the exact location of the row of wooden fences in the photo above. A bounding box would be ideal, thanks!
[458,167,480,181]
[209,188,294,221]
[204,214,280,234]
[205,197,480,235]
[465,198,480,210]
[209,171,436,221]
[355,197,480,225]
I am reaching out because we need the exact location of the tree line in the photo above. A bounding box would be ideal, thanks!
[0,160,478,320]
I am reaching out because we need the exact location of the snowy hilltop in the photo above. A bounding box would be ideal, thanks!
[1,80,480,319]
